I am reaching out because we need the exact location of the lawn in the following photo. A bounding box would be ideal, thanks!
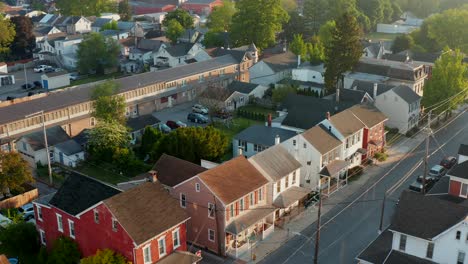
[365,32,403,41]
[75,162,131,185]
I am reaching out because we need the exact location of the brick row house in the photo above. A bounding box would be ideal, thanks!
[33,172,201,264]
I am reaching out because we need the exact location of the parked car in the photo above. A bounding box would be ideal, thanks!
[409,178,435,193]
[176,121,187,127]
[428,165,447,180]
[192,104,208,115]
[21,83,34,89]
[187,113,208,123]
[158,123,172,133]
[18,203,35,221]
[69,72,80,81]
[213,109,231,119]
[0,212,12,228]
[33,64,52,73]
[166,120,181,130]
[33,81,42,88]
[440,156,457,169]
[6,96,15,100]
[44,67,55,73]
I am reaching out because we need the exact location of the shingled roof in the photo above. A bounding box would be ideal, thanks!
[21,126,70,151]
[49,172,121,216]
[302,125,342,154]
[153,154,207,187]
[392,85,421,103]
[447,160,468,180]
[249,144,301,182]
[348,104,387,129]
[234,125,297,147]
[104,182,189,246]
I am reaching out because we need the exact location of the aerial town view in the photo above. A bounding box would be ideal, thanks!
[0,0,467,263]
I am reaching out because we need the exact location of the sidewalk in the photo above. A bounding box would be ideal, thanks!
[237,132,427,263]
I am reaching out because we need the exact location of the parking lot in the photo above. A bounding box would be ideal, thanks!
[152,102,211,128]
[0,68,45,100]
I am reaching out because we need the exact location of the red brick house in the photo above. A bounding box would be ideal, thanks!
[348,104,388,160]
[447,145,468,198]
[33,172,201,264]
[181,0,223,15]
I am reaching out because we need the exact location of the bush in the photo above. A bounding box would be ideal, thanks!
[48,236,81,264]
[374,152,388,162]
[0,222,40,260]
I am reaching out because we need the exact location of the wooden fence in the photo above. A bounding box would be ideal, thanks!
[0,184,38,209]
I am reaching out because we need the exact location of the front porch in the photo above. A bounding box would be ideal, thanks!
[273,186,310,228]
[225,206,275,258]
[319,160,349,197]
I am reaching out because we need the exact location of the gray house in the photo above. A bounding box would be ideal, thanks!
[249,51,298,85]
[233,125,297,158]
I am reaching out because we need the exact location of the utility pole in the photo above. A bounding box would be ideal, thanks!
[314,191,322,264]
[23,64,28,87]
[422,110,432,194]
[378,192,386,233]
[26,111,52,185]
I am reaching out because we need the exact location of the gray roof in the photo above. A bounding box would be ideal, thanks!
[250,144,301,182]
[117,21,135,31]
[164,43,195,57]
[392,85,421,103]
[227,81,259,94]
[91,17,112,28]
[126,115,160,132]
[44,70,68,78]
[350,80,395,96]
[263,51,297,73]
[390,190,468,239]
[328,89,368,105]
[20,126,70,151]
[211,48,247,64]
[447,160,468,180]
[234,125,297,147]
[0,55,238,125]
[54,139,83,155]
[384,251,437,264]
[458,144,468,156]
[34,26,55,36]
[354,57,425,81]
[137,39,164,51]
[356,229,393,263]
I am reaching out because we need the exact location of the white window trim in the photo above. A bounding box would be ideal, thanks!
[40,229,46,245]
[94,209,99,224]
[56,213,63,232]
[143,244,152,264]
[37,206,43,222]
[68,220,75,239]
[208,228,215,242]
[195,183,200,192]
[208,203,215,219]
[172,229,180,249]
[158,237,167,257]
[112,218,118,232]
[180,193,186,208]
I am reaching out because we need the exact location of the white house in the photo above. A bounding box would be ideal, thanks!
[129,39,166,65]
[54,35,83,69]
[33,26,62,42]
[249,144,309,219]
[55,16,92,35]
[249,51,298,85]
[53,139,84,167]
[281,125,345,192]
[320,110,365,168]
[41,71,70,90]
[16,126,71,168]
[151,42,211,70]
[291,63,325,93]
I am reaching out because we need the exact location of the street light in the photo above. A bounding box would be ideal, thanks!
[25,111,52,185]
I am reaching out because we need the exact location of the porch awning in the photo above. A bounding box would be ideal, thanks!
[157,251,202,264]
[357,148,367,154]
[319,160,349,177]
[273,186,310,208]
[225,205,275,235]
[369,140,383,146]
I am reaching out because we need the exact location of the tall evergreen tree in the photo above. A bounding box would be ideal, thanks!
[324,12,362,93]
[303,0,329,34]
[118,0,132,21]
[289,34,306,57]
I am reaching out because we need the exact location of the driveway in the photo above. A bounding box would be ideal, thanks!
[152,102,210,128]
[0,68,45,100]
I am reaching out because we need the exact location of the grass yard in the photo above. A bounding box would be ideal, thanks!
[365,32,403,41]
[75,162,130,185]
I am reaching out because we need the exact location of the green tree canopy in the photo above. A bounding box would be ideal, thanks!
[272,84,297,103]
[289,34,306,57]
[391,34,414,53]
[395,0,440,18]
[206,0,236,32]
[10,16,35,59]
[318,20,336,49]
[47,237,81,264]
[162,9,194,29]
[0,15,15,55]
[165,19,185,44]
[305,37,325,64]
[281,11,307,42]
[303,0,329,34]
[231,0,289,49]
[422,48,468,113]
[324,12,362,93]
[81,249,130,264]
[118,0,132,21]
[91,81,126,124]
[77,33,120,75]
[280,0,297,12]
[56,0,115,16]
[0,152,33,196]
[88,121,130,160]
[101,20,118,31]
[0,222,39,262]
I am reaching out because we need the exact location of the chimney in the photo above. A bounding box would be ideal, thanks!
[238,146,243,156]
[267,113,272,127]
[148,170,158,182]
[373,83,378,100]
[297,55,301,68]
[326,111,331,120]
[336,88,340,103]
[275,135,280,145]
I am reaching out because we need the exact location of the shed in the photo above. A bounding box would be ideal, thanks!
[41,71,70,90]
[53,139,84,167]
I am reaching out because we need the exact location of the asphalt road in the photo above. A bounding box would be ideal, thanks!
[259,110,468,264]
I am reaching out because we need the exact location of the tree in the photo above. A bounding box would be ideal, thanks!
[318,20,336,48]
[391,34,414,53]
[206,0,236,32]
[165,19,184,44]
[56,0,115,16]
[91,81,126,124]
[231,0,289,49]
[281,11,307,42]
[202,31,225,47]
[289,34,306,57]
[357,0,384,29]
[9,16,35,59]
[0,15,15,55]
[395,0,440,18]
[118,0,132,21]
[280,0,297,12]
[81,249,130,264]
[47,237,81,264]
[422,49,468,113]
[0,152,33,196]
[0,222,39,261]
[272,84,297,103]
[139,126,164,157]
[324,12,362,93]
[101,20,118,31]
[305,37,325,64]
[303,0,329,34]
[88,121,130,160]
[162,9,194,29]
[77,33,120,75]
